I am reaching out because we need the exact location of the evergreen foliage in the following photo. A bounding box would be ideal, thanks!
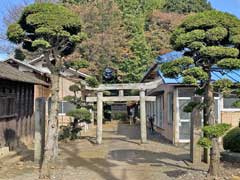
[69,84,81,93]
[67,108,91,123]
[7,3,83,54]
[6,4,84,176]
[86,76,99,87]
[14,48,26,61]
[198,124,231,148]
[59,108,91,140]
[115,0,164,82]
[160,10,240,176]
[163,0,212,14]
[213,79,233,96]
[65,59,90,69]
[183,101,201,113]
[66,0,201,83]
[161,11,240,87]
[223,127,240,152]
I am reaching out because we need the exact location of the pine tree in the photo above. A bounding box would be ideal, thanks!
[160,10,240,177]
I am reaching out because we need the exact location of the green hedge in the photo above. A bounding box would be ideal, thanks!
[112,112,127,121]
[223,127,240,152]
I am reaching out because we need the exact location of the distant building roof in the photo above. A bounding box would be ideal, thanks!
[4,57,90,79]
[142,51,240,84]
[28,55,45,65]
[0,62,49,86]
[5,57,50,74]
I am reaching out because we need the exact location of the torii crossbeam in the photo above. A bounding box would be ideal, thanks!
[86,80,162,144]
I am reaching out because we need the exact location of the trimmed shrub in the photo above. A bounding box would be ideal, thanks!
[67,108,91,123]
[86,76,99,88]
[223,127,240,152]
[58,125,82,141]
[112,112,127,121]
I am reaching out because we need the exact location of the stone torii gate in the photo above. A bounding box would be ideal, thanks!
[86,80,162,144]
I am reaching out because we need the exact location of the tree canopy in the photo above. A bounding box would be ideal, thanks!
[161,11,240,84]
[66,0,211,83]
[6,0,214,83]
[163,0,212,14]
[7,3,84,58]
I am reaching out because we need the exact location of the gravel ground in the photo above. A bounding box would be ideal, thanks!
[0,121,239,180]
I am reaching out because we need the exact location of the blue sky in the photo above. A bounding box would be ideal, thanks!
[210,0,240,18]
[0,0,33,60]
[0,0,240,61]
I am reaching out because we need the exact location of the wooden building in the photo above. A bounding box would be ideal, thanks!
[5,57,90,126]
[0,62,48,150]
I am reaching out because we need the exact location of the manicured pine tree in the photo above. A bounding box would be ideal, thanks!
[160,10,240,177]
[7,3,85,178]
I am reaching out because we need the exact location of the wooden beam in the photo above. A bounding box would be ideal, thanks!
[86,96,156,102]
[86,79,163,91]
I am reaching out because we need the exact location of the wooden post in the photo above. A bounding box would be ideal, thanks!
[140,90,147,143]
[190,96,202,163]
[34,97,46,164]
[96,91,103,144]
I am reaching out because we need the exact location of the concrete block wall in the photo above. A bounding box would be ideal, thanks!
[221,111,240,127]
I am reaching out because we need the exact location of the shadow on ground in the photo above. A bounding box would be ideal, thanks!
[116,121,175,145]
[58,121,202,179]
[108,149,204,176]
[60,145,119,180]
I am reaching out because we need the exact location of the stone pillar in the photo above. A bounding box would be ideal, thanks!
[190,96,202,164]
[119,89,124,96]
[34,97,46,164]
[90,108,94,127]
[97,91,103,144]
[140,90,147,143]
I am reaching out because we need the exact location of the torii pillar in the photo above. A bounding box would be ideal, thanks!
[140,89,147,143]
[86,80,163,145]
[96,91,103,144]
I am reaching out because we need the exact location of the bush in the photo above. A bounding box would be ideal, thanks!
[67,108,91,123]
[86,76,99,88]
[58,125,82,141]
[163,0,212,14]
[202,123,231,138]
[198,123,231,149]
[65,59,90,69]
[14,48,25,61]
[223,127,240,152]
[112,112,127,121]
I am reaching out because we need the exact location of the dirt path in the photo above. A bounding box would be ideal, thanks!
[0,121,239,180]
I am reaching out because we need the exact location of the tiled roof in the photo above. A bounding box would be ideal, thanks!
[143,51,240,84]
[5,57,89,79]
[5,57,50,74]
[0,62,49,85]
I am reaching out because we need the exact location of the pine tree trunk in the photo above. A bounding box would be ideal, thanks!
[204,77,220,177]
[40,72,60,178]
[209,138,220,176]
